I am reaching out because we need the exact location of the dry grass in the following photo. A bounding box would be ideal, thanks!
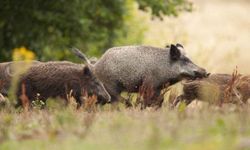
[0,106,250,150]
[223,68,242,104]
[19,83,30,111]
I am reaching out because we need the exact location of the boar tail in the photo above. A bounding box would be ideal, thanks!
[71,48,92,65]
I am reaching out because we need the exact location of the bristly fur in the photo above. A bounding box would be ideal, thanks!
[73,45,207,108]
[0,61,41,96]
[15,61,110,108]
[173,72,250,107]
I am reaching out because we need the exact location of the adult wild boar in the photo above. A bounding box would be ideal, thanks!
[15,61,110,108]
[72,44,208,107]
[172,74,247,107]
[0,61,41,96]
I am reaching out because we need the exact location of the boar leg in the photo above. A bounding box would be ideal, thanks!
[154,90,164,109]
[113,94,133,107]
[172,95,184,107]
[72,89,83,109]
[75,95,83,109]
[66,83,84,109]
[15,81,33,109]
[104,83,132,107]
[138,77,164,108]
[140,88,163,109]
[172,94,194,107]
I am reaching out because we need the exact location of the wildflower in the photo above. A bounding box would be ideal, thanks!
[12,46,36,61]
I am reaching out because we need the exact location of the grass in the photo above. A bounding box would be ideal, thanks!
[1,105,250,150]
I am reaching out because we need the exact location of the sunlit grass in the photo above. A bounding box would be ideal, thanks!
[0,105,250,150]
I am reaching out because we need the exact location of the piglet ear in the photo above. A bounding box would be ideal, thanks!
[170,44,181,60]
[83,66,92,76]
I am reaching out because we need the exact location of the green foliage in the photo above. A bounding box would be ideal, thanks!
[0,0,191,61]
[31,99,45,109]
[137,0,192,19]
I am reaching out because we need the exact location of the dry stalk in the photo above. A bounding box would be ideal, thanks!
[19,83,30,111]
[223,67,242,105]
[82,89,97,112]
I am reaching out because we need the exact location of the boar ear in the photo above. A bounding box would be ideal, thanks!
[170,44,181,60]
[176,43,184,48]
[83,66,92,76]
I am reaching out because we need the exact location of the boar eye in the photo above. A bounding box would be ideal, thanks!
[182,57,191,63]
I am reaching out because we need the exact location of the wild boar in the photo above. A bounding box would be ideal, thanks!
[172,73,249,107]
[15,61,110,108]
[235,75,250,103]
[0,61,41,96]
[72,44,208,108]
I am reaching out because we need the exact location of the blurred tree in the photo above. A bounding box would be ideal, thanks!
[137,0,192,19]
[0,0,192,61]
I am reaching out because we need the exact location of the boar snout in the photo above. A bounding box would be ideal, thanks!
[97,94,110,105]
[180,67,208,79]
[98,83,111,103]
[98,91,111,104]
[193,68,208,78]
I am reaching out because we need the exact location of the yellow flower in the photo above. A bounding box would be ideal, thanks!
[12,46,36,61]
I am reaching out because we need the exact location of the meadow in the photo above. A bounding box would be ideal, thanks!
[1,104,250,150]
[0,0,250,150]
